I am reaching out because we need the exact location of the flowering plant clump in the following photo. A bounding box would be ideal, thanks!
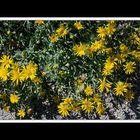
[0,20,140,119]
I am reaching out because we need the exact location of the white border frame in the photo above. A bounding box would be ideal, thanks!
[0,17,140,123]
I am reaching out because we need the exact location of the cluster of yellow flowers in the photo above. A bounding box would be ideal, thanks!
[57,20,139,118]
[58,86,105,118]
[1,20,139,119]
[0,55,41,85]
[49,21,84,43]
[57,77,106,118]
[49,24,68,43]
[0,54,41,119]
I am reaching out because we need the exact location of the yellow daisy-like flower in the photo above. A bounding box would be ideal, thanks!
[99,78,111,93]
[115,54,127,64]
[71,105,80,112]
[49,33,58,43]
[10,93,20,104]
[74,21,83,30]
[102,60,114,76]
[105,56,117,66]
[63,97,73,104]
[96,102,105,116]
[124,90,135,102]
[0,55,13,68]
[130,33,140,45]
[73,42,86,57]
[97,26,107,38]
[102,66,113,76]
[104,48,112,54]
[58,102,70,117]
[86,45,95,56]
[56,24,68,38]
[93,94,101,104]
[10,63,23,85]
[131,50,140,59]
[22,62,37,80]
[84,85,93,96]
[17,109,26,119]
[91,40,104,52]
[81,99,94,113]
[32,77,42,85]
[124,61,136,74]
[35,20,44,25]
[119,43,129,55]
[106,22,116,35]
[114,82,128,96]
[0,66,9,81]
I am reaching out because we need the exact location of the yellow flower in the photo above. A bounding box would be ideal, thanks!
[63,98,73,104]
[119,44,129,55]
[71,105,80,112]
[131,50,140,60]
[130,33,140,45]
[96,102,105,116]
[81,99,94,113]
[56,24,68,38]
[58,102,70,117]
[114,82,128,96]
[0,66,9,81]
[84,86,93,96]
[73,42,86,57]
[74,21,83,30]
[0,55,13,68]
[99,78,111,93]
[10,63,23,85]
[102,67,113,76]
[97,26,107,38]
[3,104,10,112]
[105,56,117,66]
[124,61,136,74]
[124,82,133,89]
[115,54,127,64]
[104,48,112,54]
[124,90,135,102]
[35,20,44,25]
[22,62,37,80]
[17,109,26,119]
[49,33,58,43]
[91,40,104,52]
[93,94,101,104]
[102,60,114,76]
[106,22,116,35]
[10,93,20,104]
[75,78,83,86]
[32,77,42,84]
[86,45,95,56]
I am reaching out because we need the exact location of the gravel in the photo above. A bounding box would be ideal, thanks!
[0,109,15,120]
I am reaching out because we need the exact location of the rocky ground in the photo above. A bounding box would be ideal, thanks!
[0,92,139,120]
[0,109,15,120]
